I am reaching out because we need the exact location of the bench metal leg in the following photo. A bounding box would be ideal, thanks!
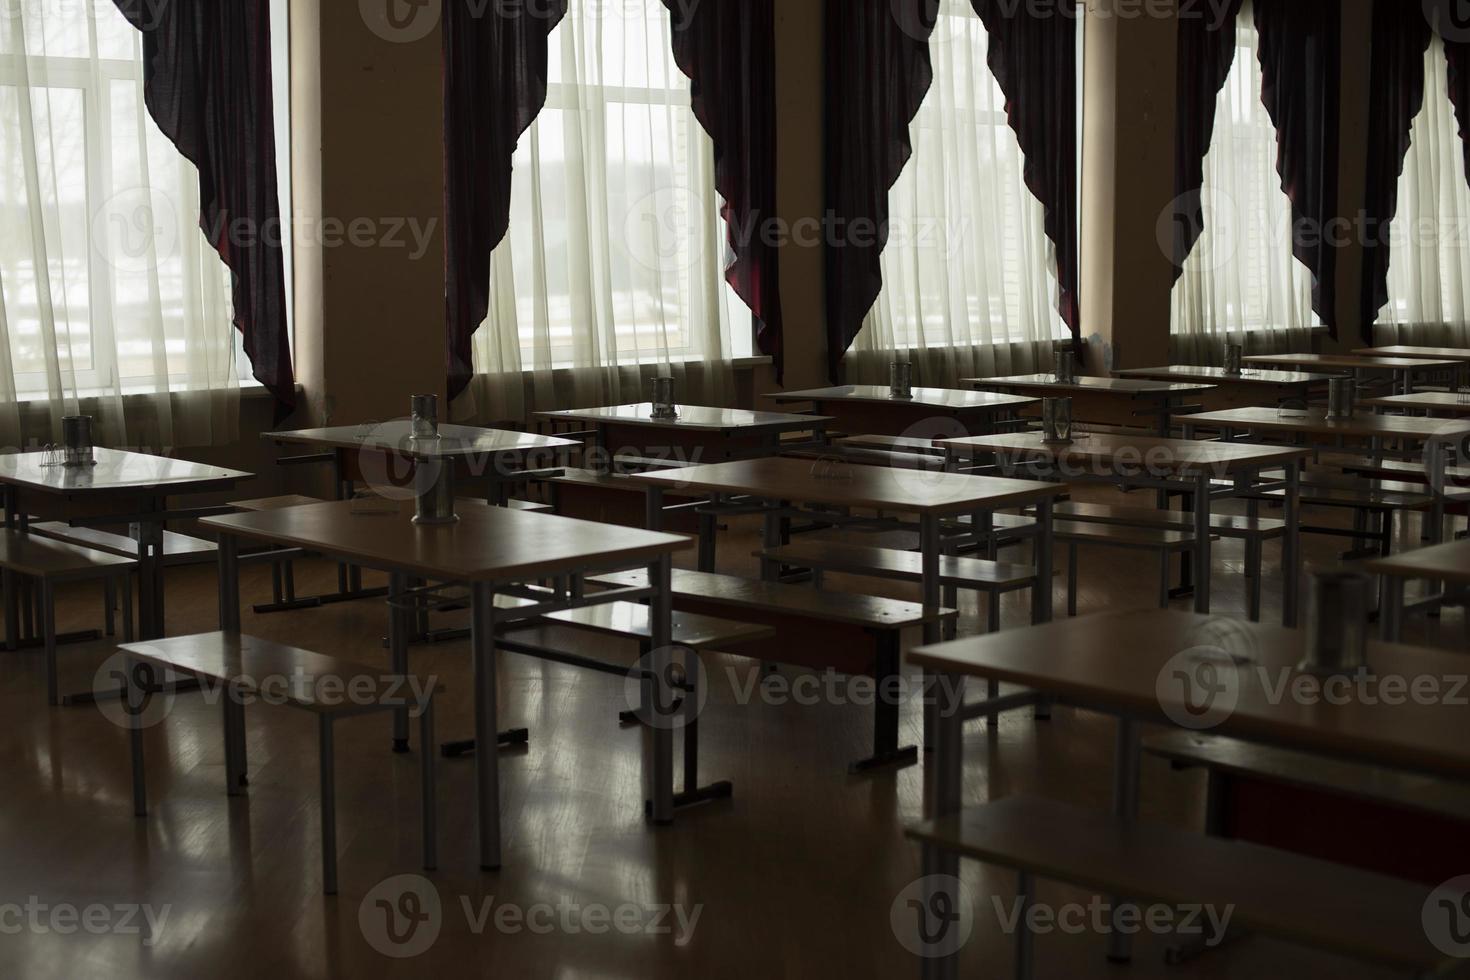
[1015,871,1035,980]
[850,634,918,774]
[104,578,116,637]
[1066,542,1078,617]
[1247,539,1262,622]
[3,569,16,652]
[1107,718,1141,963]
[41,580,57,706]
[1380,575,1406,642]
[470,582,502,870]
[389,573,411,753]
[419,697,437,871]
[127,658,147,817]
[1158,549,1170,608]
[224,688,248,795]
[319,715,338,895]
[672,645,733,810]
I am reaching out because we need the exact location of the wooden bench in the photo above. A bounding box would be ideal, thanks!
[1145,731,1470,886]
[545,467,703,532]
[1049,502,1284,620]
[589,568,957,773]
[0,531,136,705]
[754,539,1040,635]
[1049,521,1211,616]
[118,631,438,896]
[1246,475,1435,558]
[505,497,553,513]
[906,794,1453,979]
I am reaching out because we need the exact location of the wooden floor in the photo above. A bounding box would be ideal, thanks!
[0,485,1458,979]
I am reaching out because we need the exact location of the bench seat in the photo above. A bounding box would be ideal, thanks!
[1052,502,1285,538]
[756,540,1038,591]
[120,631,437,895]
[29,521,217,567]
[229,494,328,512]
[542,601,774,651]
[906,794,1452,977]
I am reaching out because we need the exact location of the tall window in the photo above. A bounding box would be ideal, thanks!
[1382,33,1470,343]
[1170,0,1316,354]
[848,0,1073,384]
[467,0,746,417]
[0,0,286,447]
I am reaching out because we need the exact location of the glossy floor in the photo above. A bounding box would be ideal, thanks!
[0,488,1457,979]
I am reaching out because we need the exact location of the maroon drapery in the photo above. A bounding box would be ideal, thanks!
[823,0,938,382]
[664,0,784,380]
[443,0,567,401]
[970,0,1081,345]
[1254,0,1342,334]
[111,0,295,415]
[1360,1,1431,341]
[1170,0,1244,282]
[1443,38,1470,203]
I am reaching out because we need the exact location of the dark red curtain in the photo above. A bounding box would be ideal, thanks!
[1443,39,1470,200]
[1360,1,1431,341]
[1254,0,1341,334]
[111,0,294,415]
[444,0,567,401]
[823,0,938,382]
[1169,0,1244,281]
[665,0,784,380]
[970,0,1081,345]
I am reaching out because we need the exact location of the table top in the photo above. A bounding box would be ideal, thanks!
[1364,539,1470,586]
[910,609,1470,781]
[1114,365,1335,386]
[625,456,1064,514]
[1359,391,1470,414]
[935,430,1308,475]
[1243,353,1463,371]
[265,421,577,459]
[966,374,1216,397]
[765,385,1036,413]
[1184,406,1470,440]
[1354,345,1470,363]
[201,498,688,582]
[0,448,251,496]
[534,404,832,434]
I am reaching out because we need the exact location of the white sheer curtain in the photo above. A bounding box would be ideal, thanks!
[458,0,742,423]
[1170,0,1315,365]
[1380,34,1470,348]
[0,0,239,451]
[846,0,1066,387]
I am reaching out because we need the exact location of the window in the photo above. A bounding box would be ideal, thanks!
[851,0,1074,379]
[0,0,246,407]
[1382,33,1470,338]
[481,0,748,378]
[1170,1,1317,341]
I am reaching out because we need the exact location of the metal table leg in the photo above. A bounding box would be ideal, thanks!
[1193,472,1211,614]
[920,669,965,980]
[389,572,411,752]
[645,554,675,825]
[1380,575,1406,642]
[1283,461,1301,628]
[1107,717,1141,963]
[471,581,502,870]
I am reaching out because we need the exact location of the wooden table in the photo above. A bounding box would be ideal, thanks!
[265,421,579,601]
[764,385,1036,439]
[909,608,1470,973]
[0,449,251,639]
[965,375,1217,435]
[1114,365,1332,406]
[626,457,1065,643]
[1365,538,1470,641]
[1354,347,1470,392]
[1360,391,1470,416]
[534,403,831,465]
[1243,353,1462,394]
[200,498,690,869]
[935,431,1309,625]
